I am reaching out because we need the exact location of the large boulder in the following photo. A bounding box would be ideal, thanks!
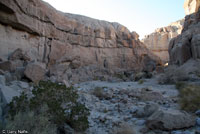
[0,60,24,72]
[146,109,196,130]
[24,62,46,82]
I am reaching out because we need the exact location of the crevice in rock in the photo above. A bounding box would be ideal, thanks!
[0,3,14,14]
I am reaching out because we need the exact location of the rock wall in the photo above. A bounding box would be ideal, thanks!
[184,0,200,15]
[142,20,184,63]
[169,8,200,65]
[0,0,159,73]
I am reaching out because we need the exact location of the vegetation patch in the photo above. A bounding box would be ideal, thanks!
[112,123,136,134]
[5,81,90,133]
[138,79,145,84]
[177,84,200,112]
[92,87,110,100]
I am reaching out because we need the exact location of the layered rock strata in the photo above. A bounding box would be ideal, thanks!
[0,0,159,78]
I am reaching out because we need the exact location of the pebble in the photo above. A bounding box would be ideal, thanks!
[135,119,146,126]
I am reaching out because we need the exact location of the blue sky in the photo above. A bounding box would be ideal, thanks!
[43,0,185,38]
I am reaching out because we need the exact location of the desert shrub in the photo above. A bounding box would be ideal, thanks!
[112,123,136,134]
[134,72,145,81]
[138,79,145,84]
[158,65,189,84]
[6,105,57,134]
[175,81,187,90]
[178,84,200,112]
[92,87,105,100]
[91,87,110,100]
[115,73,126,80]
[6,81,90,133]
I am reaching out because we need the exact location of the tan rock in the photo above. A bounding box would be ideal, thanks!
[24,62,46,82]
[0,0,160,83]
[184,0,200,15]
[142,19,184,63]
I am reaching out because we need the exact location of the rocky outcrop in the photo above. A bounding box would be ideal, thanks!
[24,62,46,83]
[169,7,200,65]
[184,0,200,15]
[142,19,184,63]
[146,109,196,130]
[0,0,159,80]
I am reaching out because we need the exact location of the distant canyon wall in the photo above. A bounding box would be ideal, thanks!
[142,20,184,63]
[0,0,159,72]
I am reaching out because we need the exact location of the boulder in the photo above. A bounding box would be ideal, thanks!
[24,62,46,82]
[135,103,159,118]
[146,109,196,130]
[0,60,24,72]
[0,84,20,104]
[8,48,30,61]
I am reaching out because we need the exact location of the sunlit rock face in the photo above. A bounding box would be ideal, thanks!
[142,20,184,63]
[0,0,160,73]
[184,0,200,15]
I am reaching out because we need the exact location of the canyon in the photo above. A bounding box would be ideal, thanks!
[0,0,200,134]
[0,0,159,73]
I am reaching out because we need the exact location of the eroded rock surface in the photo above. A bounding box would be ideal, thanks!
[142,20,184,63]
[169,7,200,65]
[0,0,159,78]
[184,0,200,15]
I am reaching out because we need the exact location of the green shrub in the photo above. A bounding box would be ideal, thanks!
[158,65,189,84]
[112,123,136,134]
[91,87,110,100]
[6,81,90,133]
[6,105,57,134]
[115,73,126,80]
[138,79,145,84]
[175,81,187,90]
[178,84,200,112]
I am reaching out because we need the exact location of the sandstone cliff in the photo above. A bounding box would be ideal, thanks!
[0,0,159,76]
[142,19,184,63]
[169,3,200,65]
[184,0,200,15]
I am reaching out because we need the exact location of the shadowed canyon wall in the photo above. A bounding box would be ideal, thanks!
[169,0,200,65]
